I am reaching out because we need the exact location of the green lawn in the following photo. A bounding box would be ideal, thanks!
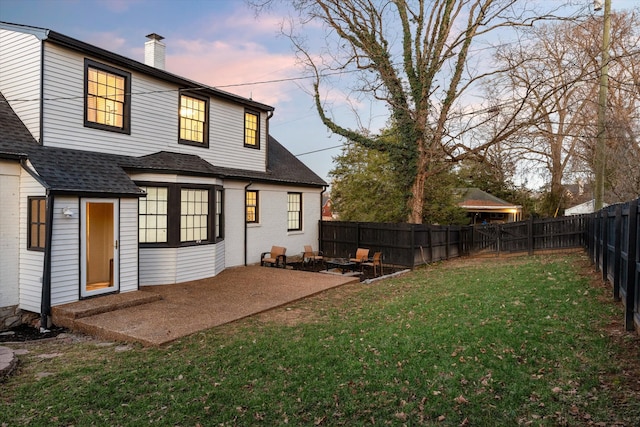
[2,254,639,426]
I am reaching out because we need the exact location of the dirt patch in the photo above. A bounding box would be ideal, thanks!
[0,324,68,343]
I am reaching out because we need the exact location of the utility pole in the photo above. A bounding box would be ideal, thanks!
[594,0,611,210]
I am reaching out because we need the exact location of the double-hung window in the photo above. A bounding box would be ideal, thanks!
[244,110,260,148]
[138,184,223,246]
[287,192,302,231]
[180,188,209,242]
[246,190,258,223]
[28,197,46,251]
[215,189,224,239]
[85,59,131,133]
[179,93,209,147]
[138,186,168,243]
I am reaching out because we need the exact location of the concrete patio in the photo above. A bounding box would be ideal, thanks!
[51,266,359,346]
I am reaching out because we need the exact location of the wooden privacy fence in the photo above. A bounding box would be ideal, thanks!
[319,221,468,268]
[319,215,588,269]
[586,198,640,331]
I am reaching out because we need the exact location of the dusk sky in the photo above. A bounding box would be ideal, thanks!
[1,0,638,186]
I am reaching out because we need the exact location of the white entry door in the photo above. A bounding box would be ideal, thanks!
[81,199,119,297]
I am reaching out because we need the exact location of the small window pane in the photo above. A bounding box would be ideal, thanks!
[138,186,168,243]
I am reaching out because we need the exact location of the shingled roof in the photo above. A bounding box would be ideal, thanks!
[0,92,326,194]
[456,188,520,209]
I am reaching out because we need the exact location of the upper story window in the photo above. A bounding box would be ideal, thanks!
[244,110,260,149]
[179,93,209,147]
[246,190,258,223]
[28,197,46,251]
[84,59,131,134]
[287,192,302,231]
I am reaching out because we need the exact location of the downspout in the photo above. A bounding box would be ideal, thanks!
[20,158,52,331]
[40,189,54,331]
[265,110,273,171]
[319,185,327,253]
[244,181,252,266]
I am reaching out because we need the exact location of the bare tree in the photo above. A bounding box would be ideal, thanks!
[252,0,564,223]
[492,18,602,215]
[494,10,640,214]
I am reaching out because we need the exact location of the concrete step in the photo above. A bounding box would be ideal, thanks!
[52,291,162,330]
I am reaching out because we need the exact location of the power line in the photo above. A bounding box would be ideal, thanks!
[295,144,345,156]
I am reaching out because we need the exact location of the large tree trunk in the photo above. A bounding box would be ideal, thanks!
[408,170,427,224]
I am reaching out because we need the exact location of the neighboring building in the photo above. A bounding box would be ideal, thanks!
[456,188,523,224]
[322,197,335,221]
[0,22,326,329]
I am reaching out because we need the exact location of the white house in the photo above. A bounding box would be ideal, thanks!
[0,22,327,330]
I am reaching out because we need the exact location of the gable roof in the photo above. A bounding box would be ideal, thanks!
[456,188,521,209]
[0,21,274,113]
[0,92,326,194]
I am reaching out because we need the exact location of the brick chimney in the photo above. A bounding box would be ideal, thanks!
[144,33,165,70]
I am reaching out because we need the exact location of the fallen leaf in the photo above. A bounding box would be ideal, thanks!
[454,395,469,404]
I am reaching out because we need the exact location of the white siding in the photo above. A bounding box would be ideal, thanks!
[119,198,139,293]
[175,245,219,283]
[139,247,177,285]
[18,170,46,313]
[224,181,323,267]
[140,244,223,286]
[0,161,21,307]
[208,99,266,171]
[41,43,268,171]
[0,29,41,141]
[50,196,80,306]
[134,172,225,285]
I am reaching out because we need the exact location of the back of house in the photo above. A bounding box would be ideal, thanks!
[0,22,326,330]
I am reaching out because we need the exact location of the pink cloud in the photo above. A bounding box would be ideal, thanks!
[166,38,302,105]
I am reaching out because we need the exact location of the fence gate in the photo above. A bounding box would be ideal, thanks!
[471,224,499,254]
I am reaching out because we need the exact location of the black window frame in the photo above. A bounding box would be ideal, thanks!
[138,186,169,244]
[215,188,224,239]
[137,182,223,248]
[27,196,46,251]
[178,91,210,148]
[287,192,302,231]
[244,109,260,149]
[84,59,131,134]
[246,190,259,223]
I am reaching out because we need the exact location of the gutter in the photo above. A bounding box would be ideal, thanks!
[244,181,252,266]
[40,189,54,332]
[319,185,327,254]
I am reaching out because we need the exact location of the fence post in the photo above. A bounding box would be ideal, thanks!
[613,205,622,301]
[528,216,534,256]
[410,224,416,269]
[602,208,609,282]
[595,210,602,272]
[445,226,450,260]
[624,199,638,331]
[429,226,434,263]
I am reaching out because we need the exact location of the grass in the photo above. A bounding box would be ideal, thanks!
[1,253,639,426]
